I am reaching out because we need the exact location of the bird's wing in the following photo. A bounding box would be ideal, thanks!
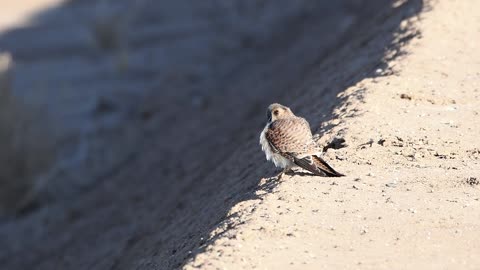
[265,117,317,155]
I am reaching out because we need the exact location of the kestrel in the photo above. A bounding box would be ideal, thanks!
[259,103,344,178]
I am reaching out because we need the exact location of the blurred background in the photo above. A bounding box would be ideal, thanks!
[0,0,420,269]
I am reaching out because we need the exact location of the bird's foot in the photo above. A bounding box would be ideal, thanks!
[277,168,294,180]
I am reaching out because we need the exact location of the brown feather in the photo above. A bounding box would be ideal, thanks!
[265,117,318,154]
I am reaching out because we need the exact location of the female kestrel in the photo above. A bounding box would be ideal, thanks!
[259,103,344,178]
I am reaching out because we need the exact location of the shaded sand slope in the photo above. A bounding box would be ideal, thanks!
[184,0,480,269]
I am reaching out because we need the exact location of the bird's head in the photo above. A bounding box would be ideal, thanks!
[267,103,295,122]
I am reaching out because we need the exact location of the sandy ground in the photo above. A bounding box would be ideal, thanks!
[184,1,480,269]
[0,0,479,269]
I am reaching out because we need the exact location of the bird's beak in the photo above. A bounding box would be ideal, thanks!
[267,110,272,122]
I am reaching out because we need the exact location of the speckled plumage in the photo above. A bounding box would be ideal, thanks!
[260,103,344,177]
[265,117,319,156]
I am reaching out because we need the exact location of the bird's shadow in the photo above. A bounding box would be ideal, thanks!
[285,170,318,177]
[253,169,319,194]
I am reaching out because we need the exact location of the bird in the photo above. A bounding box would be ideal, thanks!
[259,103,344,178]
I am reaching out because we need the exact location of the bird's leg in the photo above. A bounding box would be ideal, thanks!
[287,167,298,174]
[277,166,292,180]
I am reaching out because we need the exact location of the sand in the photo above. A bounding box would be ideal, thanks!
[0,0,479,269]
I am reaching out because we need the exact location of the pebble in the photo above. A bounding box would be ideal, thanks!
[386,182,397,188]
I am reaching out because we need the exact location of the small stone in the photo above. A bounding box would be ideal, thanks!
[385,182,397,188]
[466,177,479,186]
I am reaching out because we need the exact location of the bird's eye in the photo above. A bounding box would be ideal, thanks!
[273,110,279,116]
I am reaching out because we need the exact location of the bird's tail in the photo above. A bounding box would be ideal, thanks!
[294,155,344,177]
